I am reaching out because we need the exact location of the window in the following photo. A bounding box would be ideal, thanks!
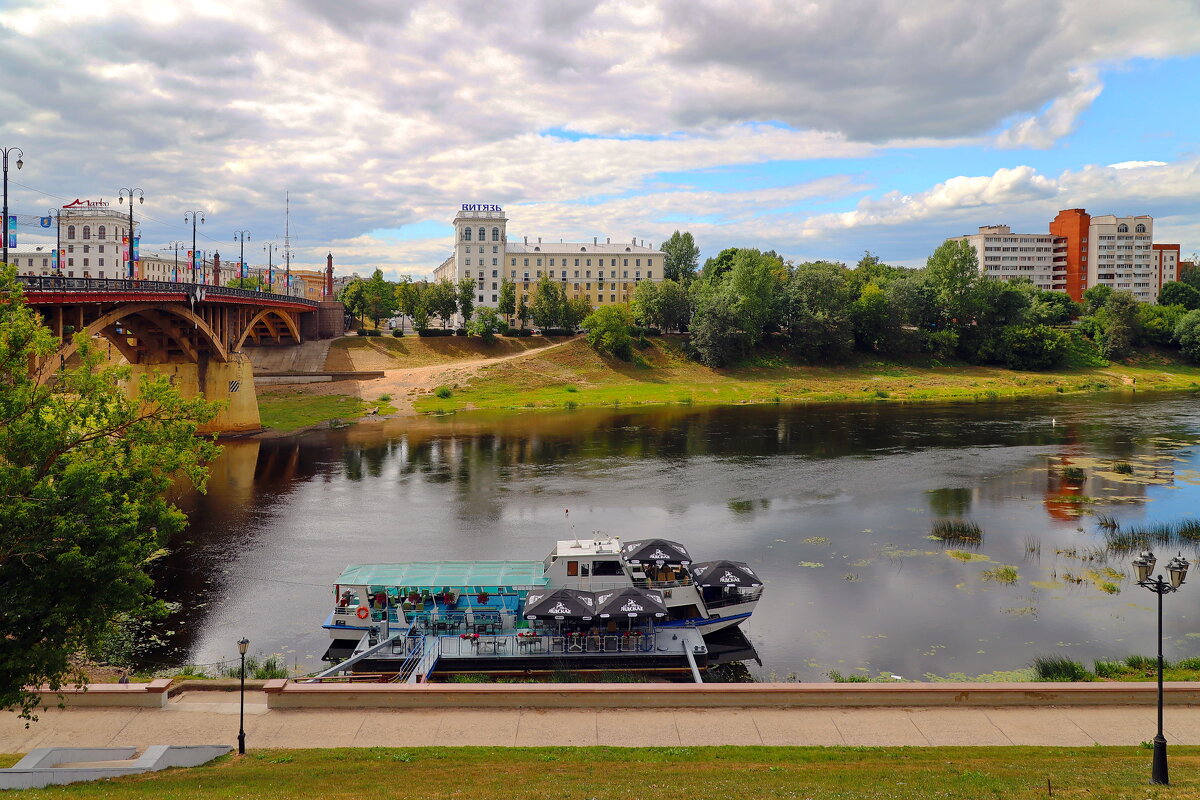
[1135,224,1146,233]
[567,561,579,577]
[477,295,483,303]
[623,270,628,278]
[492,227,500,241]
[523,258,529,266]
[478,246,484,253]
[491,294,497,302]
[67,225,75,239]
[83,226,91,240]
[574,270,579,278]
[465,258,471,266]
[68,244,74,253]
[610,259,616,266]
[550,258,555,266]
[586,258,591,267]
[478,227,485,241]
[536,258,542,266]
[68,258,74,267]
[83,258,89,266]
[492,258,498,266]
[492,246,498,253]
[1118,224,1128,233]
[492,269,498,277]
[98,226,106,240]
[83,245,90,253]
[463,227,472,241]
[623,259,629,266]
[647,258,653,267]
[511,258,516,266]
[636,259,641,267]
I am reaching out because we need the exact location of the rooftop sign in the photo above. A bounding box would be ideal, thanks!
[461,204,502,212]
[62,199,111,209]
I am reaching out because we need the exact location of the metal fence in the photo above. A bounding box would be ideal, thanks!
[14,275,320,307]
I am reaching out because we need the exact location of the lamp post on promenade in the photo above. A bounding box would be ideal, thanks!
[233,230,251,287]
[47,208,61,274]
[236,637,249,755]
[184,210,205,283]
[117,188,143,279]
[1132,550,1190,785]
[263,242,278,293]
[1,146,22,267]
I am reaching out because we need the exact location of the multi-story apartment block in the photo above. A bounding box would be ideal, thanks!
[433,204,664,312]
[948,225,1060,291]
[952,209,1184,303]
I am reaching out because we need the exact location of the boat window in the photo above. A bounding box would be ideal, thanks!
[567,560,579,577]
[580,563,590,577]
[593,560,623,576]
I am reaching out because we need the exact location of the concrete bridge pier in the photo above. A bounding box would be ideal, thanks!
[124,352,261,434]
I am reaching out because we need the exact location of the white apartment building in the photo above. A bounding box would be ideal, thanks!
[949,225,1059,291]
[433,205,665,310]
[1087,215,1157,300]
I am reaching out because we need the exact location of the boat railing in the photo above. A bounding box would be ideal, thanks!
[631,577,693,589]
[702,587,765,609]
[392,633,426,682]
[436,632,657,656]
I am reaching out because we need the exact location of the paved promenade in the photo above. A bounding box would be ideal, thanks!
[5,691,1200,750]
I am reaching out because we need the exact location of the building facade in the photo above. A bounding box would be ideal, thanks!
[951,209,1184,303]
[433,205,665,311]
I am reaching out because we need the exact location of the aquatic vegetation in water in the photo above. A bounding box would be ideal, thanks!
[981,565,1019,584]
[1101,518,1200,554]
[802,536,831,545]
[946,550,990,563]
[1113,461,1135,475]
[1093,513,1120,531]
[797,561,823,568]
[930,519,983,546]
[1061,466,1086,482]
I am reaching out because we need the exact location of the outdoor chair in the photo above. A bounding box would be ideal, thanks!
[550,636,565,653]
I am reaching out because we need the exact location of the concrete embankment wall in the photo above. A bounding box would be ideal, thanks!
[261,680,1200,710]
[29,679,172,708]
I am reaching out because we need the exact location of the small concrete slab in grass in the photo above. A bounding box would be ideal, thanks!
[0,745,231,790]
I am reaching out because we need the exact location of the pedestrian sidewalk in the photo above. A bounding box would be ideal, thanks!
[4,691,1200,751]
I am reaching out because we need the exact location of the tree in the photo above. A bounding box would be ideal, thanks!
[724,249,782,347]
[1175,310,1200,362]
[999,324,1069,370]
[456,277,476,325]
[530,276,562,329]
[427,280,458,329]
[581,305,634,360]
[700,247,739,282]
[0,266,219,718]
[1083,284,1114,315]
[657,279,692,332]
[923,239,981,328]
[781,261,854,361]
[497,277,516,325]
[689,296,751,367]
[661,230,700,284]
[338,279,366,326]
[226,275,266,291]
[1098,290,1140,359]
[851,282,900,352]
[630,280,662,328]
[467,306,505,342]
[1158,281,1200,311]
[516,294,530,329]
[562,296,592,332]
[361,268,397,328]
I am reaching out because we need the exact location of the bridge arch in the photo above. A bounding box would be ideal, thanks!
[234,307,301,350]
[54,302,230,368]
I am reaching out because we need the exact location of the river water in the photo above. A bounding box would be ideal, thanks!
[153,392,1200,680]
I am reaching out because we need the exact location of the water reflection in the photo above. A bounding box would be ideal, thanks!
[152,392,1200,679]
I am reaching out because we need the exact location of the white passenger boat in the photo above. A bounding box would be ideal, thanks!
[323,536,763,649]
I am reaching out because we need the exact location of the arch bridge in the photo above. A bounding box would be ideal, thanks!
[17,276,325,433]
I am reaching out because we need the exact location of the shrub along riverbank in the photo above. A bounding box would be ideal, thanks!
[3,746,1198,799]
[414,336,1200,415]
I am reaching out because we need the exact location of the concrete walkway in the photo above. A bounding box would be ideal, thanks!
[5,691,1200,750]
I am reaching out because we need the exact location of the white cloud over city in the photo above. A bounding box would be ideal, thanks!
[2,0,1199,277]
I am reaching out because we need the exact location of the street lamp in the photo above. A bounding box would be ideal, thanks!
[2,146,22,268]
[237,637,249,755]
[167,241,185,284]
[184,210,206,284]
[233,230,251,287]
[117,188,144,279]
[263,242,278,293]
[1133,549,1190,785]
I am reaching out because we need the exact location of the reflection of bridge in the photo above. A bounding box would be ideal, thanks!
[17,276,336,433]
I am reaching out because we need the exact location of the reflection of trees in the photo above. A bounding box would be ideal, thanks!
[926,488,972,516]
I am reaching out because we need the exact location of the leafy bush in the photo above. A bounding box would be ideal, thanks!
[1032,654,1093,682]
[417,329,455,337]
[1175,310,1200,363]
[219,655,289,680]
[366,329,382,337]
[455,328,468,336]
[391,329,404,337]
[503,328,533,337]
[434,386,452,399]
[467,307,505,342]
[999,324,1069,370]
[356,328,369,336]
[581,305,634,361]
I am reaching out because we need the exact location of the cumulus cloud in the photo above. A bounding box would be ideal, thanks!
[0,0,1198,275]
[1108,160,1169,169]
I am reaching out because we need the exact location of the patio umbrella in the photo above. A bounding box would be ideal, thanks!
[523,588,595,620]
[620,538,692,566]
[595,587,668,619]
[688,560,763,588]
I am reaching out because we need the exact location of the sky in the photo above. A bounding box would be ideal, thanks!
[2,0,1200,279]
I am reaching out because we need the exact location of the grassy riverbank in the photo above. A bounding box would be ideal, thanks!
[258,391,397,431]
[414,336,1200,414]
[4,746,1197,798]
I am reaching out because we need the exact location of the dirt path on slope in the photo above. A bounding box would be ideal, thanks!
[265,337,579,414]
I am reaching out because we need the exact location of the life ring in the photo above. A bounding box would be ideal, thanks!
[356,606,370,620]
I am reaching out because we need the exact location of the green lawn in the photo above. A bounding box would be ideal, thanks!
[2,746,1196,799]
[257,392,396,431]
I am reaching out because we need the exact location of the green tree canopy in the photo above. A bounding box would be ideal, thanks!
[657,279,692,333]
[427,280,459,328]
[661,230,700,284]
[1175,309,1200,362]
[581,304,634,360]
[226,275,267,291]
[456,277,476,324]
[630,280,662,328]
[1158,281,1200,311]
[530,276,563,329]
[337,279,366,324]
[361,269,398,328]
[467,306,505,342]
[516,294,530,328]
[562,295,592,332]
[497,277,516,324]
[0,267,219,718]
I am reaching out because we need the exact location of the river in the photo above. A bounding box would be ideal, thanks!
[151,391,1200,680]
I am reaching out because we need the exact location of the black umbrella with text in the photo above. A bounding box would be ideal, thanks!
[688,560,763,588]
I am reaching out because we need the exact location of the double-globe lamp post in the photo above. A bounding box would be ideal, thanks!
[237,637,249,755]
[1132,549,1190,786]
[1,146,22,268]
[184,210,205,284]
[117,189,144,279]
[233,230,251,287]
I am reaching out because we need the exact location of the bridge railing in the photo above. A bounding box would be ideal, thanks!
[14,275,321,308]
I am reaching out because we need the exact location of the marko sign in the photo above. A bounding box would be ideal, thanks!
[460,203,503,212]
[62,199,111,209]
